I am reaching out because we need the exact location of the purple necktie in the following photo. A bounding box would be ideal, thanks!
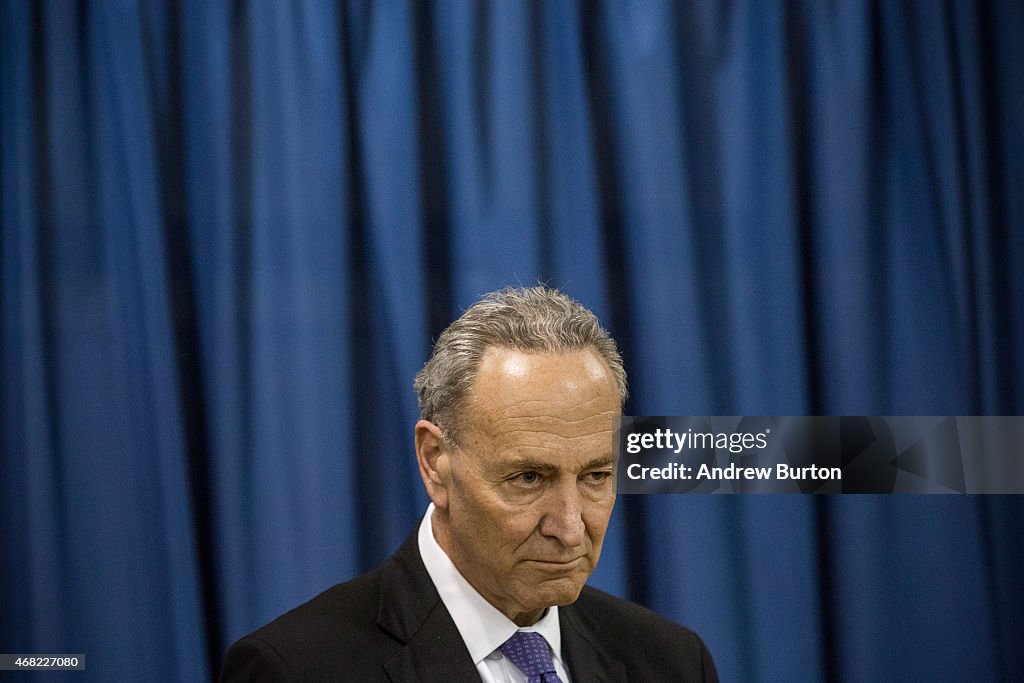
[500,631,563,683]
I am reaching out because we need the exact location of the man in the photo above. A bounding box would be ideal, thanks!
[221,286,717,682]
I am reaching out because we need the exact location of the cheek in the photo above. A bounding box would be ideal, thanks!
[454,490,536,553]
[582,498,615,537]
[495,511,541,544]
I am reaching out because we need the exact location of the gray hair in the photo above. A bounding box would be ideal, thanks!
[413,286,627,444]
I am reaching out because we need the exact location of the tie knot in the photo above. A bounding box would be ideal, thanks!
[500,631,561,682]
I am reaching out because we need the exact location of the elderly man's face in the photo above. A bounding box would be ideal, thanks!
[428,347,620,626]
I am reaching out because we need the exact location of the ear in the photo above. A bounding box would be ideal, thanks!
[415,419,452,511]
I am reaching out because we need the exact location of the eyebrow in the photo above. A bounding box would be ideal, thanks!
[581,455,614,470]
[501,455,614,474]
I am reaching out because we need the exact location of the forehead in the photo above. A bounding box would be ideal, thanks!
[460,347,620,452]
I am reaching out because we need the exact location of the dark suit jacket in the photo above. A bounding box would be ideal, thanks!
[221,531,717,682]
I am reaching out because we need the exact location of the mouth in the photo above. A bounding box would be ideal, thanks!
[526,557,586,569]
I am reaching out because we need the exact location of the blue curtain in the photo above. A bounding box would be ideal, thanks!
[2,1,1022,680]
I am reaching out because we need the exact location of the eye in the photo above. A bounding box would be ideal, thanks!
[518,471,540,484]
[504,468,548,491]
[584,470,613,484]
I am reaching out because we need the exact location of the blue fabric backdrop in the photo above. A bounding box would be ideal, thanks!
[2,1,1023,681]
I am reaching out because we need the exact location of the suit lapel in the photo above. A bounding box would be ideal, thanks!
[382,600,481,683]
[375,531,627,682]
[560,601,627,683]
[377,531,481,683]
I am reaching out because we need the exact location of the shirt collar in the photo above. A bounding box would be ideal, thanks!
[417,503,564,666]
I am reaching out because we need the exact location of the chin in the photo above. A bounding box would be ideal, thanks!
[530,577,587,608]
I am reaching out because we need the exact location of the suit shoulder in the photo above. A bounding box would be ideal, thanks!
[250,567,384,642]
[575,585,693,636]
[220,567,397,682]
[572,586,717,680]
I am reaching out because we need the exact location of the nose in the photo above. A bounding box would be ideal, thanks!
[539,482,586,548]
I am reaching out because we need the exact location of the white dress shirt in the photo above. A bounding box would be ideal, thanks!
[417,503,572,683]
